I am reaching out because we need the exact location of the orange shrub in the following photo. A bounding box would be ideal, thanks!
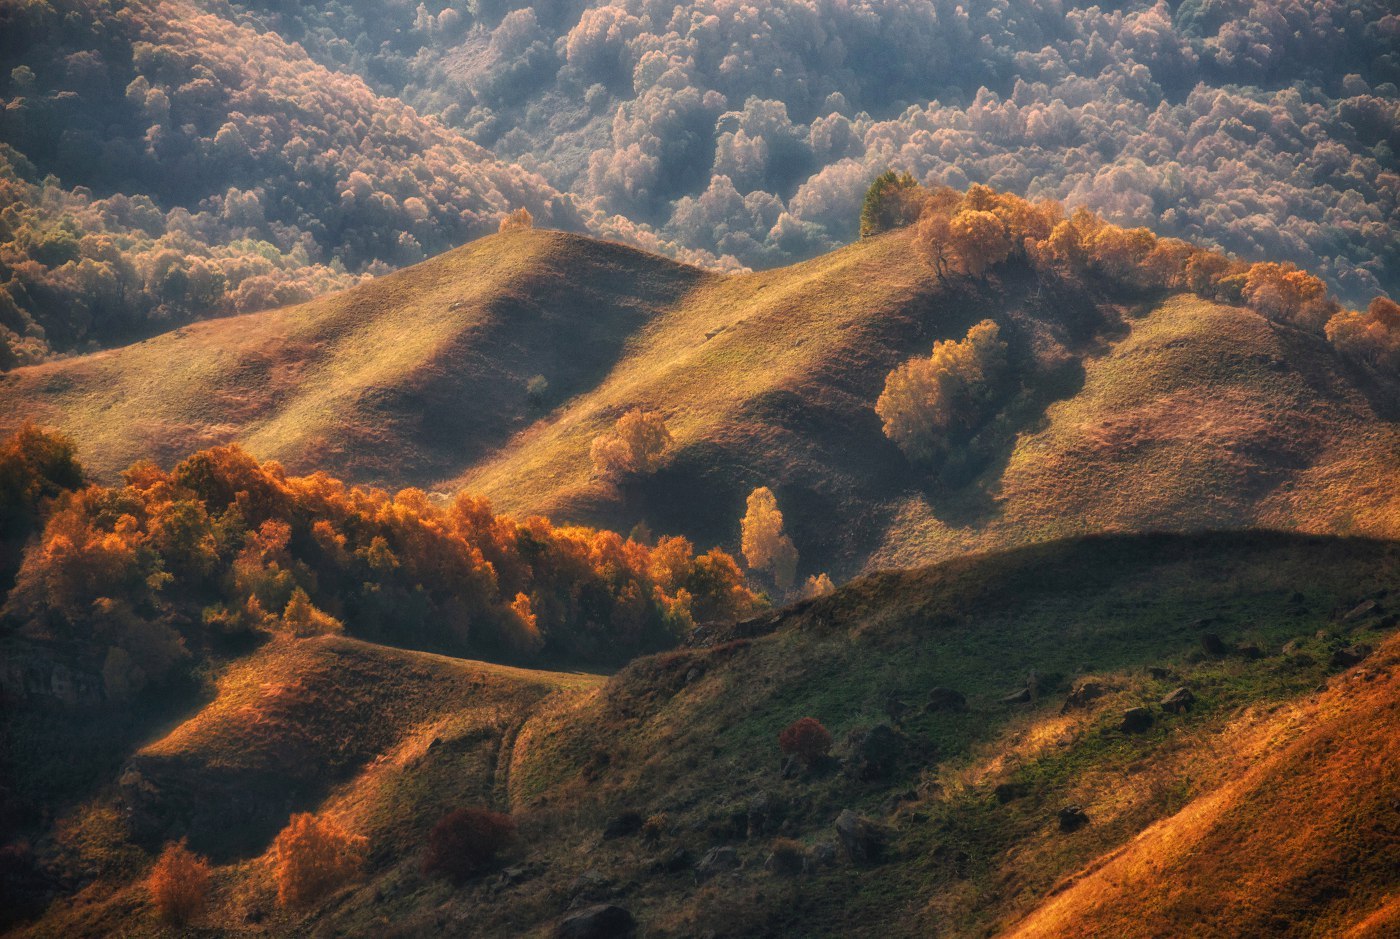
[422,808,517,883]
[148,839,212,926]
[272,813,366,909]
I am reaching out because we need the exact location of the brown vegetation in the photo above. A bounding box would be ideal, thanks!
[147,840,212,926]
[272,813,366,909]
[422,808,517,883]
[777,716,832,767]
[590,408,674,482]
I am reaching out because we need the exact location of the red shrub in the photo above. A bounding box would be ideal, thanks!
[422,808,517,883]
[779,717,833,766]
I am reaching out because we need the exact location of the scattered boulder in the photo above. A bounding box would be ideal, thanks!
[1061,679,1108,712]
[1058,806,1090,833]
[883,693,910,724]
[779,755,801,780]
[602,811,643,841]
[656,847,690,874]
[1000,686,1032,705]
[1331,644,1373,669]
[845,724,905,781]
[1160,687,1196,714]
[834,810,887,865]
[925,687,967,712]
[1200,633,1228,656]
[763,839,808,876]
[883,790,918,814]
[1120,707,1154,733]
[1343,599,1381,623]
[694,847,740,883]
[747,792,781,839]
[807,841,838,872]
[555,904,637,939]
[568,870,613,904]
[994,781,1032,804]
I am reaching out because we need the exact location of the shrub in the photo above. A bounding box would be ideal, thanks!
[422,808,517,883]
[281,587,344,637]
[875,319,1007,462]
[779,717,833,766]
[272,813,366,908]
[148,840,212,926]
[525,374,549,409]
[641,812,669,844]
[590,408,674,481]
[798,572,835,600]
[741,487,799,591]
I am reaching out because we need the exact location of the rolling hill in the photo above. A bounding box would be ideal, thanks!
[12,531,1397,937]
[3,227,1398,582]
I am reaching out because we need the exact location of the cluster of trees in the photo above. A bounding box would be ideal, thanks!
[868,180,1399,459]
[0,427,763,699]
[220,0,1398,302]
[876,320,1008,462]
[2,0,1394,366]
[0,0,733,367]
[147,811,368,925]
[870,181,1398,374]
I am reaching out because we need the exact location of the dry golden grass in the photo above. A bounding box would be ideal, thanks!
[1006,633,1400,938]
[3,228,1397,581]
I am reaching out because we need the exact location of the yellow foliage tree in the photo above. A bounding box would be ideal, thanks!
[741,487,798,591]
[281,587,344,637]
[498,207,533,232]
[799,572,835,600]
[875,319,1007,462]
[591,408,674,481]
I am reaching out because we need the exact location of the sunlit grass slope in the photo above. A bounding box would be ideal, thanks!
[303,531,1398,938]
[0,229,706,486]
[4,228,1397,580]
[122,634,599,861]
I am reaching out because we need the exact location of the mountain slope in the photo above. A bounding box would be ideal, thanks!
[8,227,1396,580]
[12,531,1398,938]
[1006,630,1400,938]
[0,230,707,485]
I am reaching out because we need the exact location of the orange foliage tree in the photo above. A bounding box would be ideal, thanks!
[272,813,367,909]
[148,840,212,926]
[2,436,760,678]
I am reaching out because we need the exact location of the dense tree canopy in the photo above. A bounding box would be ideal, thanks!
[1,0,1396,367]
[0,430,762,701]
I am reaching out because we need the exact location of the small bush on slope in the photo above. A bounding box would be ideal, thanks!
[273,813,366,909]
[147,839,211,926]
[422,808,517,883]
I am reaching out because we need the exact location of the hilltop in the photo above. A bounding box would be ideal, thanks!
[4,225,1398,581]
[11,531,1398,936]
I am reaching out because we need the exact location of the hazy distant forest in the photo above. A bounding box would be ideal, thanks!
[1,0,1397,366]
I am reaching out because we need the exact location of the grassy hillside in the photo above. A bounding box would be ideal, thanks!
[0,229,707,486]
[4,228,1398,584]
[11,635,600,937]
[8,531,1398,937]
